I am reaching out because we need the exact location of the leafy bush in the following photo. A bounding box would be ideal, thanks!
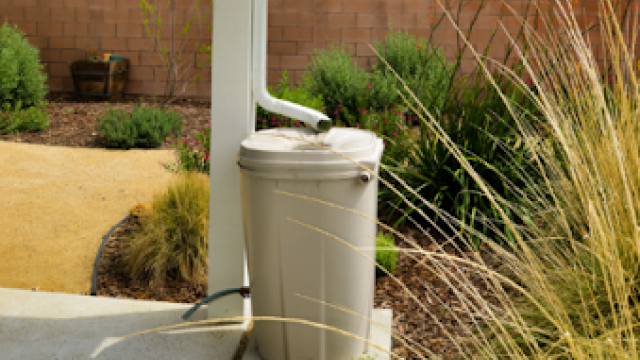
[303,33,455,126]
[95,101,182,150]
[161,128,210,175]
[0,100,49,134]
[382,69,543,246]
[375,231,398,277]
[304,44,370,119]
[123,171,209,286]
[0,21,47,109]
[372,30,454,116]
[256,70,325,130]
[376,15,545,247]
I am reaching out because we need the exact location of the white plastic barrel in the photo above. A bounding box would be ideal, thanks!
[238,127,384,360]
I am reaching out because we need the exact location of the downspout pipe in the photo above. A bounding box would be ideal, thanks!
[252,0,332,132]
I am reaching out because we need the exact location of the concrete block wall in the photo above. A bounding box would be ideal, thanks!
[0,0,213,100]
[0,0,624,99]
[266,0,614,85]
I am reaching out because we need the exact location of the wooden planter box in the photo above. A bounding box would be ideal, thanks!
[70,59,129,101]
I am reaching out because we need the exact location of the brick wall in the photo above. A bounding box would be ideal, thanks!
[0,0,213,100]
[267,0,616,85]
[0,0,626,100]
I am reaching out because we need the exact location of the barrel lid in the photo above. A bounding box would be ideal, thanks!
[238,127,380,171]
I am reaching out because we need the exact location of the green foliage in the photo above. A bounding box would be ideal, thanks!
[0,100,49,135]
[95,101,183,150]
[375,3,547,247]
[0,21,47,110]
[383,69,543,246]
[123,171,209,286]
[372,30,454,116]
[303,45,371,119]
[256,70,325,130]
[303,34,454,127]
[375,232,398,277]
[162,128,210,175]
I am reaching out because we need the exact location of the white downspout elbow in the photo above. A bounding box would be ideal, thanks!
[252,0,332,132]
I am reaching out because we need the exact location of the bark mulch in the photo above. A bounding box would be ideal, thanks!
[0,93,507,359]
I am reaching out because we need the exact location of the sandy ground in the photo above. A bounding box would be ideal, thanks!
[0,141,181,295]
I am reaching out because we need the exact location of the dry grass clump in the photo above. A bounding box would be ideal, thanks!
[388,0,640,357]
[123,170,209,286]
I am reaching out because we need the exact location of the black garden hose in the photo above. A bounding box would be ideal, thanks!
[182,287,251,321]
[91,214,131,296]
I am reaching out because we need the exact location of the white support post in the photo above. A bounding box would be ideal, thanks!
[208,0,254,320]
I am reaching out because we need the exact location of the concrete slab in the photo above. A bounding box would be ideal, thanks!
[0,288,246,360]
[0,288,392,360]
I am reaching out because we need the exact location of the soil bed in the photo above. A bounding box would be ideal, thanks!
[1,93,506,359]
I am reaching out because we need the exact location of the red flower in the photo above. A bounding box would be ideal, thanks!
[393,131,398,136]
[367,84,372,89]
[361,109,367,115]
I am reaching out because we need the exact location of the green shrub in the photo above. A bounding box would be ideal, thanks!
[0,99,49,134]
[303,44,370,119]
[0,21,47,109]
[372,30,454,116]
[123,171,209,286]
[256,70,325,130]
[381,69,543,246]
[162,128,210,175]
[95,101,182,150]
[376,13,546,247]
[366,69,402,111]
[303,32,454,125]
[375,232,398,277]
